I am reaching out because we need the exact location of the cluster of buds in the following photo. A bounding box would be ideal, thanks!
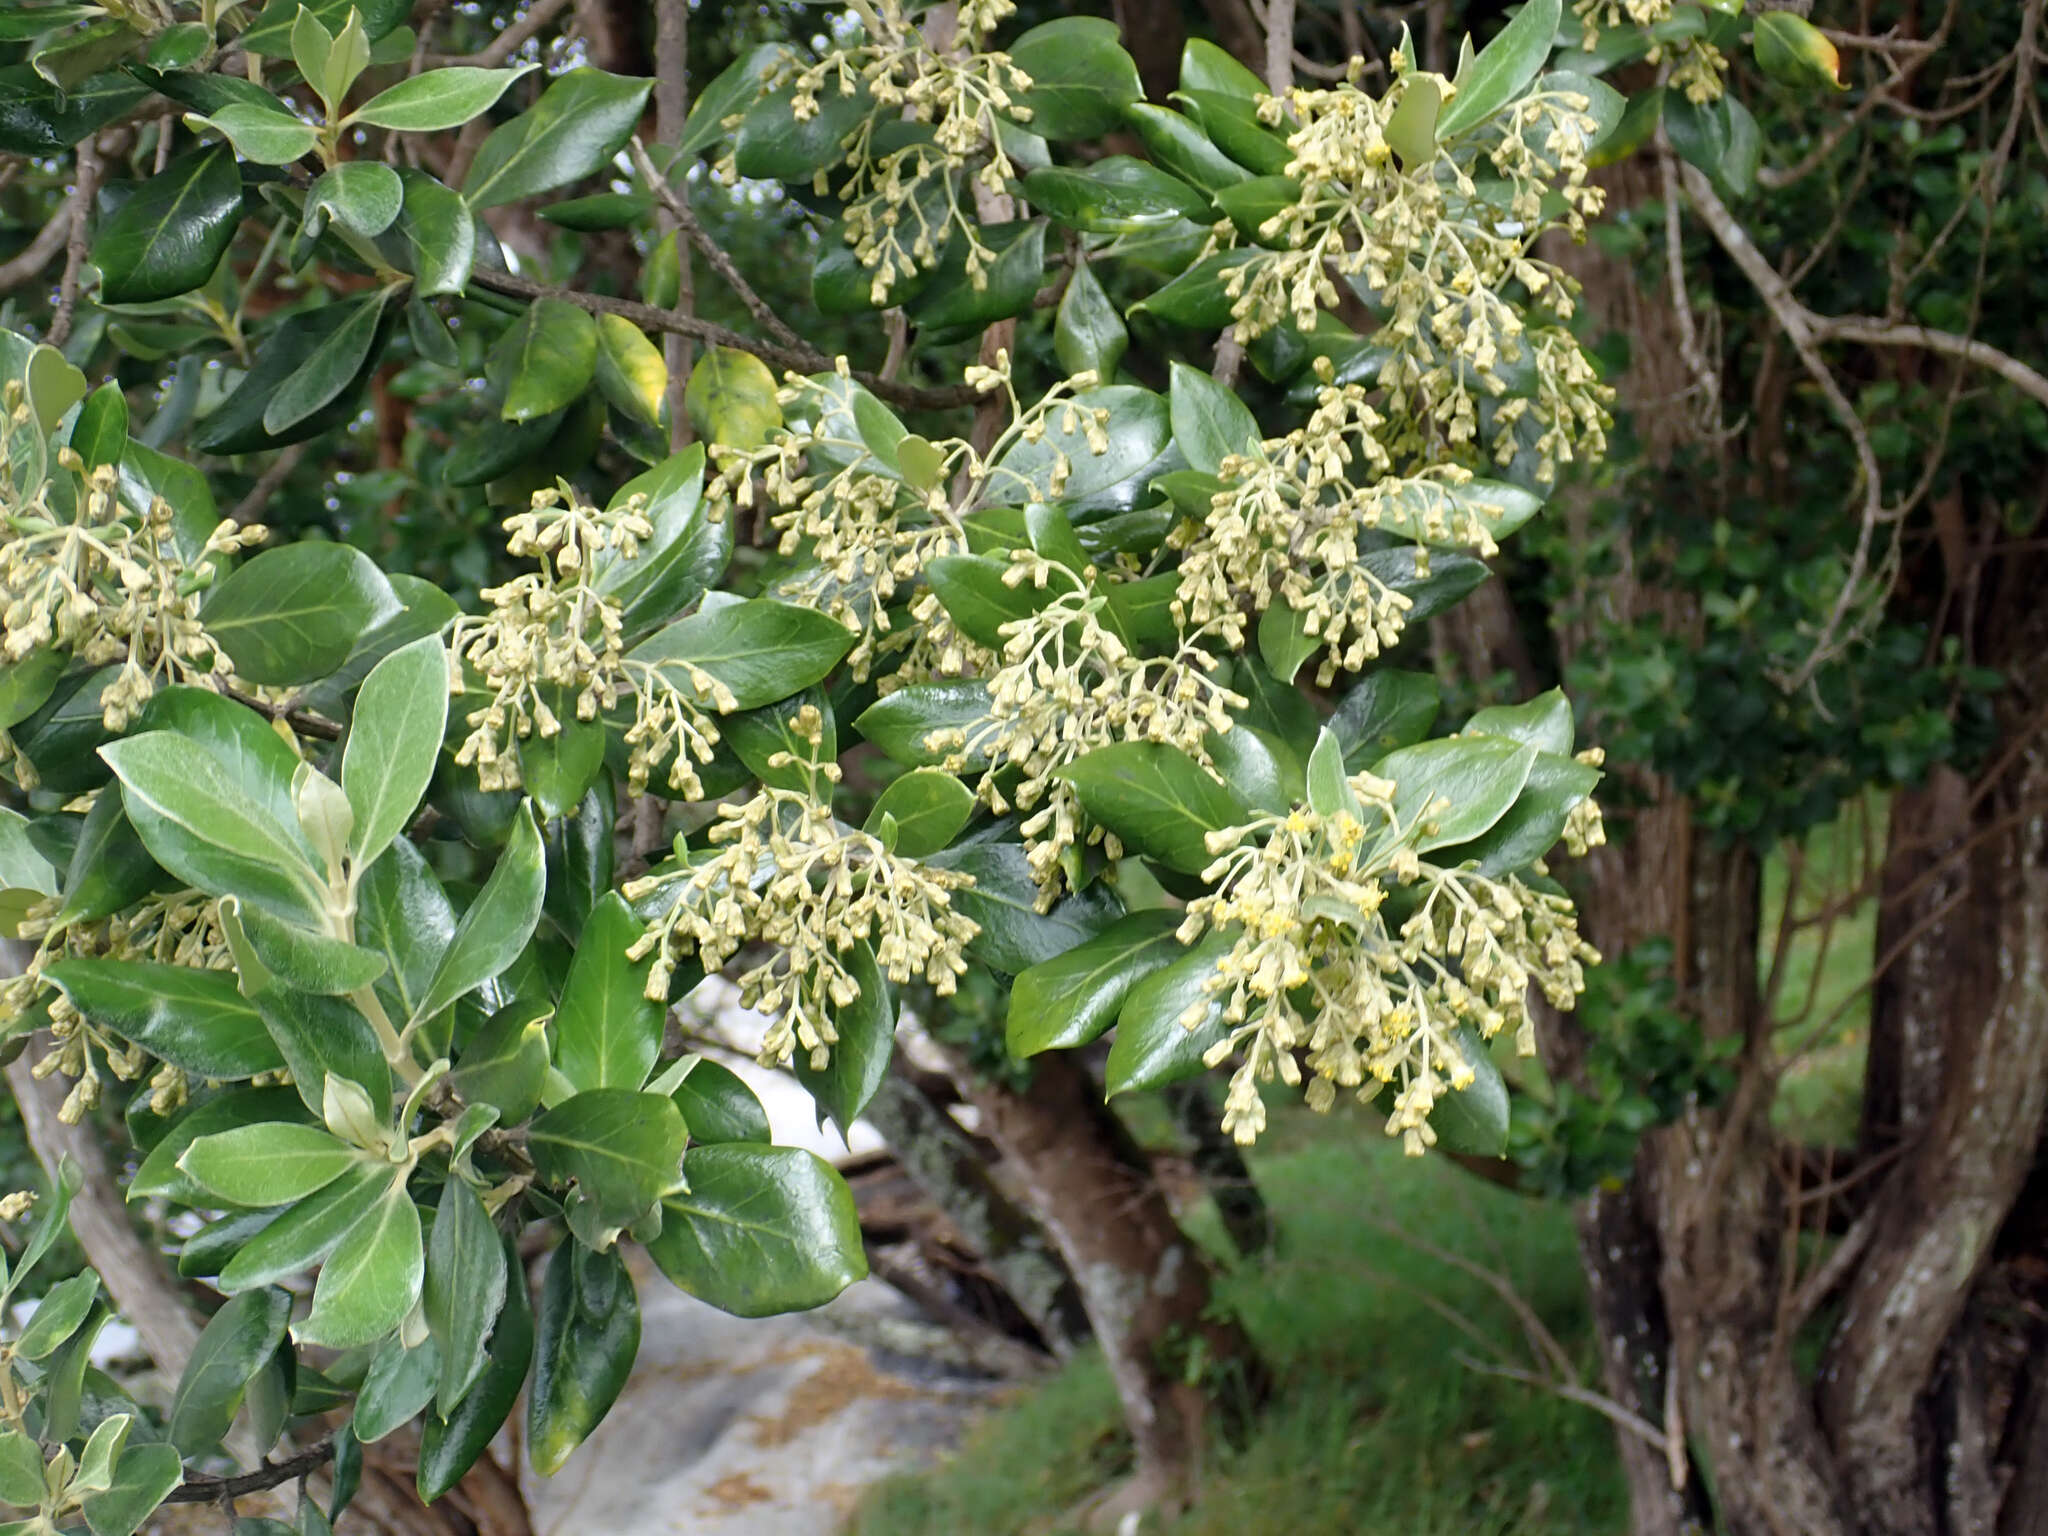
[717,0,1031,305]
[449,485,736,798]
[624,781,979,1069]
[1179,773,1599,1149]
[1216,67,1613,481]
[1573,0,1726,103]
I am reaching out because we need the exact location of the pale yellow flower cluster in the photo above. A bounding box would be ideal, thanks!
[1573,0,1726,102]
[624,782,979,1068]
[1180,784,1598,1149]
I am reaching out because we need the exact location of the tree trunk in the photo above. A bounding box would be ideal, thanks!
[954,1050,1265,1524]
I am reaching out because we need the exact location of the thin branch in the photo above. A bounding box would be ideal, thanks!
[649,0,695,448]
[426,0,571,66]
[162,1443,336,1505]
[466,267,982,412]
[1806,314,2048,411]
[223,686,345,742]
[48,139,99,348]
[227,443,308,527]
[1453,1354,1674,1452]
[628,139,806,355]
[0,200,79,297]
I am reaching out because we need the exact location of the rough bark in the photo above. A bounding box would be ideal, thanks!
[862,1068,1093,1355]
[955,1050,1265,1524]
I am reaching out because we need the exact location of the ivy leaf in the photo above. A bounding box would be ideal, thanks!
[646,1145,866,1317]
[488,298,598,423]
[553,893,664,1095]
[1007,909,1187,1056]
[1060,742,1251,874]
[93,145,241,303]
[464,67,653,209]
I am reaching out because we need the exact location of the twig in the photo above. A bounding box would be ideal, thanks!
[48,140,100,348]
[465,270,982,412]
[223,686,345,741]
[628,139,806,355]
[0,198,79,297]
[227,442,308,526]
[163,1443,336,1504]
[426,0,571,66]
[1453,1353,1674,1451]
[648,2,695,447]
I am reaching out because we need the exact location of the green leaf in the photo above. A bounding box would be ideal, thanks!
[254,987,392,1122]
[448,1000,550,1124]
[669,1060,770,1145]
[986,384,1171,508]
[1179,36,1266,102]
[1662,89,1729,181]
[488,298,598,423]
[683,346,781,448]
[217,1164,399,1293]
[1131,249,1261,330]
[355,838,455,1029]
[98,733,325,925]
[854,682,993,770]
[189,101,318,164]
[343,635,448,870]
[1331,670,1440,767]
[1209,173,1299,244]
[178,1123,361,1207]
[92,145,241,303]
[1423,1028,1510,1156]
[1438,748,1599,876]
[1168,360,1259,475]
[731,74,872,179]
[675,43,782,158]
[593,446,727,636]
[418,1239,531,1503]
[384,169,475,296]
[68,381,127,470]
[1024,158,1211,234]
[0,67,147,155]
[1464,688,1574,754]
[42,959,283,1078]
[928,842,1122,974]
[626,600,853,712]
[865,770,974,858]
[526,1244,639,1476]
[924,554,1055,651]
[1256,601,1319,686]
[553,893,663,1095]
[410,803,545,1030]
[1751,11,1846,93]
[1368,476,1543,551]
[262,289,395,436]
[168,1287,292,1456]
[25,343,85,432]
[203,543,403,688]
[351,64,532,130]
[192,306,384,454]
[1437,0,1562,139]
[0,648,65,733]
[1124,102,1249,192]
[1054,262,1128,380]
[793,942,892,1133]
[82,1442,183,1536]
[227,898,388,996]
[294,1187,424,1350]
[1060,742,1250,874]
[646,1145,866,1317]
[529,1089,686,1227]
[354,1334,440,1443]
[1105,929,1233,1095]
[73,1412,133,1497]
[15,1270,98,1359]
[909,221,1048,332]
[1172,90,1293,175]
[131,1089,309,1207]
[464,67,653,210]
[593,313,666,427]
[1376,735,1539,854]
[424,1179,505,1416]
[307,159,404,238]
[0,1429,40,1508]
[1009,18,1143,140]
[1384,74,1441,168]
[1007,909,1186,1056]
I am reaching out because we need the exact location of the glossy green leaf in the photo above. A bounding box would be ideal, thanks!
[69,381,127,470]
[553,893,663,1095]
[683,346,781,448]
[1060,742,1250,874]
[529,1089,686,1227]
[539,190,655,230]
[178,1122,361,1207]
[410,803,545,1030]
[986,384,1171,508]
[865,769,975,858]
[1173,90,1294,176]
[526,1244,639,1476]
[1105,929,1233,1095]
[385,169,475,295]
[924,554,1056,651]
[793,942,892,1133]
[294,1186,424,1350]
[351,64,532,130]
[168,1287,292,1456]
[675,43,782,158]
[1168,360,1260,474]
[646,1145,866,1317]
[1178,38,1267,103]
[93,146,241,303]
[1437,0,1562,139]
[626,600,853,712]
[254,987,392,1121]
[1007,908,1187,1056]
[1384,75,1441,168]
[488,298,598,423]
[593,446,727,636]
[448,999,551,1124]
[928,841,1122,974]
[192,305,384,454]
[15,1270,98,1359]
[189,101,317,164]
[217,1163,399,1293]
[263,289,395,435]
[354,1334,440,1443]
[1465,688,1575,754]
[464,68,653,209]
[1009,18,1143,139]
[355,838,456,1028]
[1330,670,1440,767]
[1439,749,1599,876]
[0,67,147,155]
[1130,249,1260,329]
[1752,11,1846,92]
[424,1178,505,1415]
[1423,1028,1510,1156]
[731,77,872,179]
[418,1239,531,1503]
[853,681,992,770]
[669,1060,771,1146]
[82,1442,183,1536]
[203,543,403,688]
[1053,262,1128,380]
[42,959,282,1078]
[131,1089,309,1207]
[226,897,388,996]
[342,635,448,870]
[1377,734,1540,854]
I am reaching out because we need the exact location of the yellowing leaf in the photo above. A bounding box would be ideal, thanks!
[684,347,781,448]
[593,313,667,426]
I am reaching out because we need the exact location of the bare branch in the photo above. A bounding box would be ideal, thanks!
[0,201,78,297]
[466,267,982,412]
[628,138,806,355]
[650,0,696,448]
[1453,1354,1675,1452]
[228,443,310,527]
[162,1443,337,1505]
[427,0,571,66]
[48,140,99,348]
